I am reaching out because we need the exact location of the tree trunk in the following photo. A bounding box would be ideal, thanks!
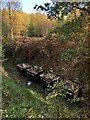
[8,2,13,40]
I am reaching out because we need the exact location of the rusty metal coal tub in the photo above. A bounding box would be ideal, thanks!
[17,63,44,83]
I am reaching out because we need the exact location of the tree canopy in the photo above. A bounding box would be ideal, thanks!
[2,9,30,36]
[28,12,56,37]
[34,1,90,19]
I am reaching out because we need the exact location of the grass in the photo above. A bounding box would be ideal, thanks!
[2,62,47,118]
[3,74,82,118]
[2,73,47,118]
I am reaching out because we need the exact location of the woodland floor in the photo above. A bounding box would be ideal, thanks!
[2,36,90,118]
